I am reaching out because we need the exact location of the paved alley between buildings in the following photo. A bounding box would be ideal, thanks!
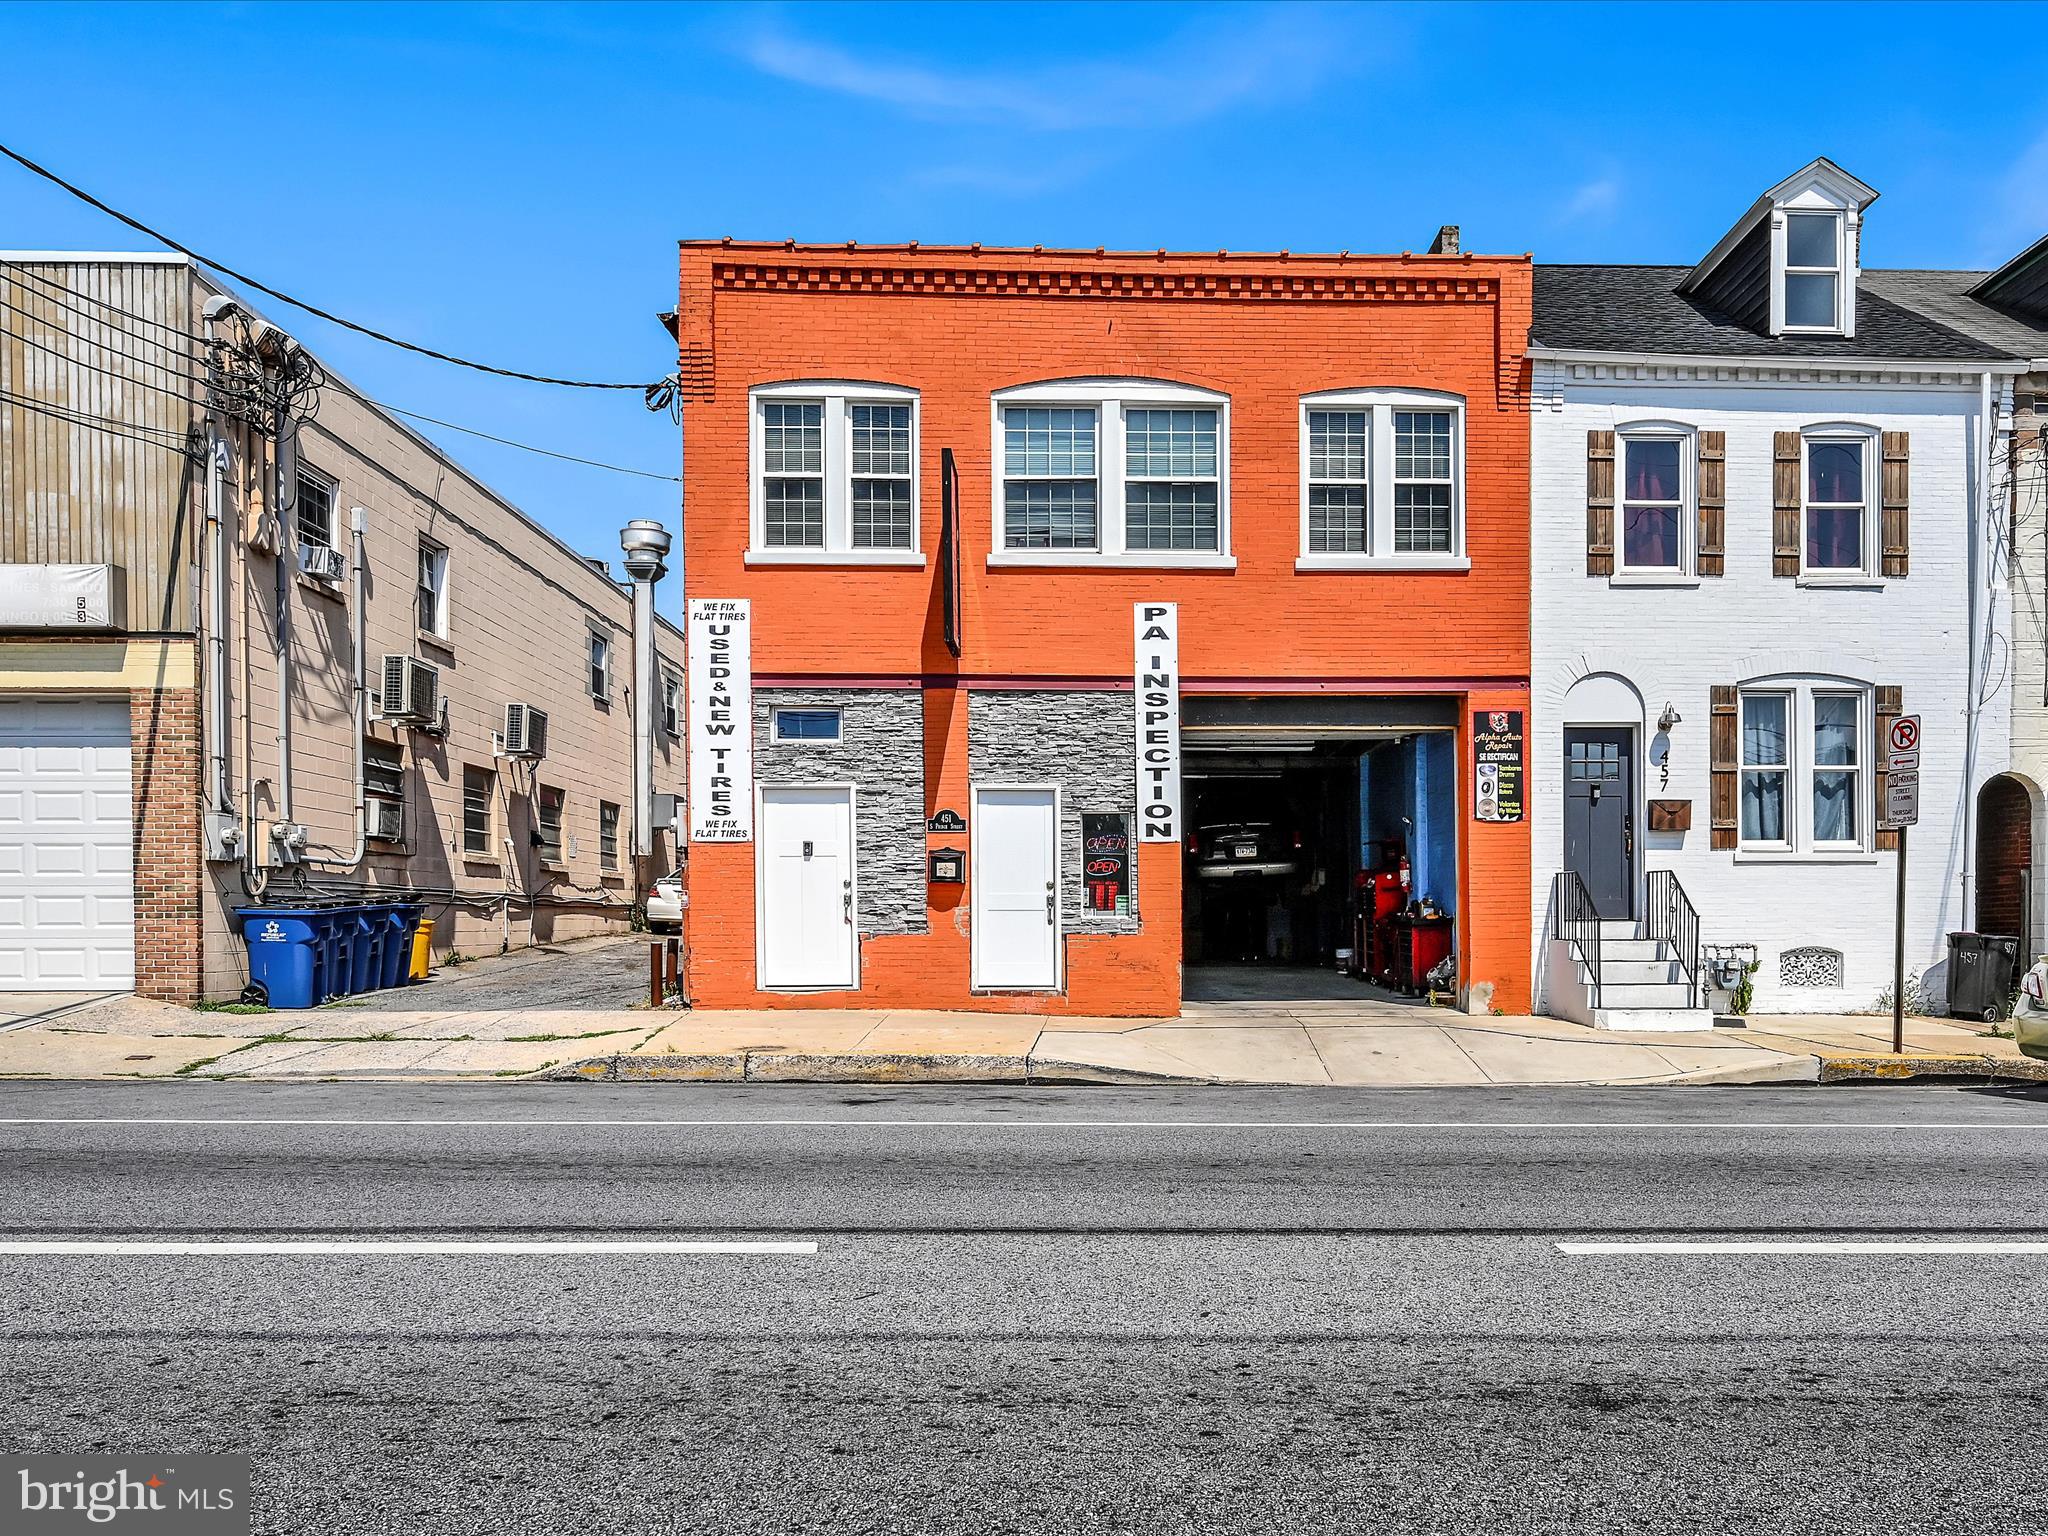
[1,1082,2045,1533]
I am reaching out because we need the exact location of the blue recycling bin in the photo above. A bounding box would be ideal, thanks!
[381,903,422,989]
[347,906,386,996]
[313,907,356,1001]
[237,908,328,1009]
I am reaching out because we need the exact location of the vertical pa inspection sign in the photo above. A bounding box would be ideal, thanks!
[688,598,753,842]
[1133,603,1182,841]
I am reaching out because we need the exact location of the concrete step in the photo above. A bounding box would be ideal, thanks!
[1590,1006,1719,1034]
[1599,938,1671,963]
[1597,919,1641,940]
[1597,980,1699,1010]
[1599,957,1681,986]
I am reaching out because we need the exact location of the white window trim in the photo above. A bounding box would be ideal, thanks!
[1797,423,1882,585]
[1770,203,1858,338]
[416,537,450,639]
[1736,681,1871,856]
[587,628,613,703]
[771,706,843,744]
[989,378,1234,570]
[294,463,337,552]
[1612,420,1695,582]
[660,672,682,739]
[747,380,925,566]
[1293,388,1467,571]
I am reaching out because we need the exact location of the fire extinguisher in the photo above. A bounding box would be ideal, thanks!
[1398,854,1412,894]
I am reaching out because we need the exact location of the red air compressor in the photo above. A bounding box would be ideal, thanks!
[1350,842,1410,980]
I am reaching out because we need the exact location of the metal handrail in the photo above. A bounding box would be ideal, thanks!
[1646,869,1703,1008]
[1551,869,1603,1008]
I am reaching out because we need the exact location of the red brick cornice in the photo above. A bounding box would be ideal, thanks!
[710,262,1499,304]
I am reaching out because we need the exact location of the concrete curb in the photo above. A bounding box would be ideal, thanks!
[1816,1052,2048,1084]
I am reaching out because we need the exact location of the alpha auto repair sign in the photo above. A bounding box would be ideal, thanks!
[1474,709,1525,823]
[1133,603,1182,841]
[687,598,753,842]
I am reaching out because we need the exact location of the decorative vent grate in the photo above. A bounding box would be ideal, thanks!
[1779,946,1844,988]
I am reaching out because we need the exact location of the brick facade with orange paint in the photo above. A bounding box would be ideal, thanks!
[131,681,202,1005]
[676,242,1533,1016]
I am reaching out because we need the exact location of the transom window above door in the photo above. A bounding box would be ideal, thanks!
[1296,390,1467,571]
[989,379,1232,568]
[749,382,922,565]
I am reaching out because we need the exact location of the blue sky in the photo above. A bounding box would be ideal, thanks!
[4,0,2044,614]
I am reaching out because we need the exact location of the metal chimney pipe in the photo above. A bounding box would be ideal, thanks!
[620,519,672,858]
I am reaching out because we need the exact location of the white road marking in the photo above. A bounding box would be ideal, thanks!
[0,1118,2045,1131]
[1559,1240,2048,1255]
[0,1239,815,1256]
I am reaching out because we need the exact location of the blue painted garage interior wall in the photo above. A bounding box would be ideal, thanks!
[1358,735,1457,913]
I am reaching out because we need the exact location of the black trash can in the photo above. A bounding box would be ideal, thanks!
[1947,931,2023,1023]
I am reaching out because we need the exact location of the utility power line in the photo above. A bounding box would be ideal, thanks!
[0,139,667,392]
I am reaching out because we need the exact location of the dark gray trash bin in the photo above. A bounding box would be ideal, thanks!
[1947,931,2023,1023]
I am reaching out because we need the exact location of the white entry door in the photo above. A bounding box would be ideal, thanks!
[972,786,1060,991]
[757,786,857,990]
[0,697,135,991]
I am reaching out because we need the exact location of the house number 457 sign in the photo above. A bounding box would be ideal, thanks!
[1881,714,1919,830]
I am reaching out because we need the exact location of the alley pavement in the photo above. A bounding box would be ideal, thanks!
[4,936,2039,1087]
[1,1081,2045,1534]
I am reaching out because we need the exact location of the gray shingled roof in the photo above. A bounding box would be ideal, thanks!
[1533,265,2018,361]
[1862,269,2048,359]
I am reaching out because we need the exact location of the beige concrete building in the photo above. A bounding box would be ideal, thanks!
[1,252,681,1003]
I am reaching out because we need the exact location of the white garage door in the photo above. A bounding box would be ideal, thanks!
[0,698,134,991]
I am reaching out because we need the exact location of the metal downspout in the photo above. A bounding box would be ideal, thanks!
[344,505,369,866]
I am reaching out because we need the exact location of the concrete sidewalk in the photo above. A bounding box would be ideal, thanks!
[1,935,2039,1085]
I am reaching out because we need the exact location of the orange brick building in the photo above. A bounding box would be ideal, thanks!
[672,238,1533,1017]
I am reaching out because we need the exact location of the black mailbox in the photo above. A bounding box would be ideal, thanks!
[927,846,965,884]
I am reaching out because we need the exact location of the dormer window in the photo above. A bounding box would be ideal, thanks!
[1783,212,1844,331]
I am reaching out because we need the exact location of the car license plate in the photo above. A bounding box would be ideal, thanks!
[1233,843,1258,858]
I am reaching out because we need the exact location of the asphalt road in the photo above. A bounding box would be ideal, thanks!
[2,1082,2046,1534]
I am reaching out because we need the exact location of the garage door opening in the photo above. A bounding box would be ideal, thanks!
[1180,696,1459,1008]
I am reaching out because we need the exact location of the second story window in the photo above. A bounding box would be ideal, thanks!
[536,785,564,865]
[661,672,681,738]
[1803,431,1870,576]
[417,539,449,636]
[295,468,334,551]
[588,631,611,701]
[1296,390,1466,569]
[992,381,1230,566]
[599,801,621,871]
[1619,435,1685,572]
[750,383,921,563]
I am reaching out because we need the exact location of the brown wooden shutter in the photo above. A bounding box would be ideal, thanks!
[1881,432,1909,577]
[1875,685,1902,852]
[1710,685,1739,850]
[1586,430,1615,576]
[1697,430,1726,577]
[1772,431,1801,577]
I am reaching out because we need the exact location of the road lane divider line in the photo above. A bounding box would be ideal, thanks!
[0,1239,817,1256]
[3,1118,2047,1131]
[1558,1240,2048,1255]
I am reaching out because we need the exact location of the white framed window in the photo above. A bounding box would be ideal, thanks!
[295,466,335,551]
[772,707,842,743]
[1739,683,1870,855]
[1617,428,1689,575]
[416,538,449,637]
[599,800,621,871]
[1781,211,1844,332]
[1801,426,1876,579]
[660,672,682,738]
[587,630,611,701]
[748,382,922,564]
[989,379,1232,568]
[461,765,495,857]
[1295,389,1467,570]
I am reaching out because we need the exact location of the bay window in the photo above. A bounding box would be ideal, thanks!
[991,380,1230,565]
[1296,389,1466,569]
[750,383,922,562]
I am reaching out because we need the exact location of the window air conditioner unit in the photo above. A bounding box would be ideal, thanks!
[503,702,549,759]
[380,654,440,725]
[366,797,405,842]
[298,542,348,584]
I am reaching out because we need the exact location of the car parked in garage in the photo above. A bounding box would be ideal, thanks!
[1191,822,1299,880]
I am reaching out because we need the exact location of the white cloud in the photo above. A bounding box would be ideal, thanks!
[734,6,1363,134]
[1558,175,1620,225]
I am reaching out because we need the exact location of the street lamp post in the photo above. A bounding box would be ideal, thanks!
[619,519,672,860]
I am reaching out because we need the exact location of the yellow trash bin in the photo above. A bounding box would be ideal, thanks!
[409,917,435,980]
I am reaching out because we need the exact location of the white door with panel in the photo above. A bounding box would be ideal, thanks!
[0,697,135,991]
[757,786,857,990]
[972,787,1060,990]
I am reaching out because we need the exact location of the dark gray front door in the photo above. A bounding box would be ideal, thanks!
[1563,728,1633,920]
